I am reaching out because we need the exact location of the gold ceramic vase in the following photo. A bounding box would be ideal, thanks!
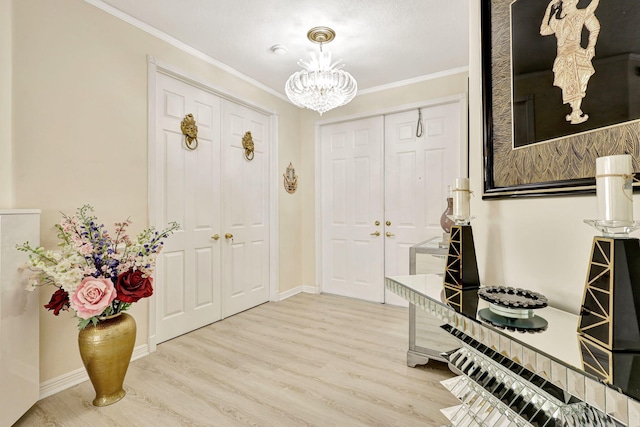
[78,312,136,406]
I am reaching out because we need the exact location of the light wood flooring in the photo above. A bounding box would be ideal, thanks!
[15,293,458,426]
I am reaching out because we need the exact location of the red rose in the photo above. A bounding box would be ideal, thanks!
[44,288,70,315]
[115,269,153,303]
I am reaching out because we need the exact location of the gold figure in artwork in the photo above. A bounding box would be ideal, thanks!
[540,0,600,125]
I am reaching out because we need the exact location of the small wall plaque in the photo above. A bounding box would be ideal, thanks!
[283,162,298,194]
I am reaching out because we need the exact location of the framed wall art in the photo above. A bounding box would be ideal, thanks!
[482,0,640,198]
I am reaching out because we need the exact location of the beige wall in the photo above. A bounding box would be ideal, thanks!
[11,0,302,382]
[278,116,303,293]
[467,1,633,314]
[0,0,12,207]
[299,72,470,287]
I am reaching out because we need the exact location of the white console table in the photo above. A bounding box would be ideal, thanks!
[0,210,40,427]
[386,274,639,427]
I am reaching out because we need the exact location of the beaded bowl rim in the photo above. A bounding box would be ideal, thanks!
[478,285,548,310]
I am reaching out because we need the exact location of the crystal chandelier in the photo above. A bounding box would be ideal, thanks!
[285,27,357,115]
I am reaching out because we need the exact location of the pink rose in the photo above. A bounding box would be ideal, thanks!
[70,277,117,319]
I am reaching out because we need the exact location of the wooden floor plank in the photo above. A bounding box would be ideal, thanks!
[15,293,457,426]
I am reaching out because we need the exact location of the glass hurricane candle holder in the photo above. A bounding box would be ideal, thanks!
[450,178,473,225]
[447,215,476,226]
[583,219,640,238]
[586,155,637,237]
[596,155,633,224]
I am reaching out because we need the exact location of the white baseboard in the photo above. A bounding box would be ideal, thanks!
[39,366,88,400]
[277,284,319,301]
[301,285,319,294]
[39,344,149,400]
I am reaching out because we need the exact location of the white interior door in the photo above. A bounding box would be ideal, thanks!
[319,99,463,305]
[221,100,270,317]
[384,103,462,306]
[154,73,222,343]
[320,117,385,302]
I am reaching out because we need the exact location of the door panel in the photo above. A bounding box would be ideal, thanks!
[155,73,222,343]
[221,100,270,317]
[163,251,185,317]
[195,248,214,307]
[425,149,447,227]
[321,117,385,303]
[384,103,462,306]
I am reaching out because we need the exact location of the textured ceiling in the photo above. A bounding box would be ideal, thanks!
[90,0,470,98]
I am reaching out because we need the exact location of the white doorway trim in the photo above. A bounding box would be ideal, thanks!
[147,56,279,352]
[314,94,468,295]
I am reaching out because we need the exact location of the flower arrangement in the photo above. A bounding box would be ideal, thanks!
[18,205,179,329]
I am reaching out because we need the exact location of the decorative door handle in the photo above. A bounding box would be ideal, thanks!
[370,231,381,237]
[386,232,395,237]
[225,233,234,240]
[212,234,220,241]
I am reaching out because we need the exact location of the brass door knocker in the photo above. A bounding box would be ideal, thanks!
[180,114,198,150]
[283,162,298,194]
[242,131,255,161]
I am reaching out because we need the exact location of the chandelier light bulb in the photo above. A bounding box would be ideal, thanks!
[285,27,357,115]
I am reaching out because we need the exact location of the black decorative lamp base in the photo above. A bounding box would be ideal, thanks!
[578,236,640,351]
[443,225,480,290]
[443,286,478,317]
[579,334,640,401]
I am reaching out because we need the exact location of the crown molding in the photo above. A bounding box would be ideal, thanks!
[358,66,469,96]
[83,0,289,102]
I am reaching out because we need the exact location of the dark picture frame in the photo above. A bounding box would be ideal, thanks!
[482,0,640,199]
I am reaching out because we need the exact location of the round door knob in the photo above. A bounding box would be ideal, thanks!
[225,233,233,239]
[370,231,381,237]
[386,232,395,237]
[212,234,220,240]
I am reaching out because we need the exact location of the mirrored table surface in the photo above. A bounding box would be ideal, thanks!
[389,274,583,370]
[386,274,640,426]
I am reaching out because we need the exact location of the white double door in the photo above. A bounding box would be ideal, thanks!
[153,72,270,343]
[321,100,463,304]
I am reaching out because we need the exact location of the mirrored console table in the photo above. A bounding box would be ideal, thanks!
[386,274,640,427]
[408,237,461,367]
[410,236,448,276]
[409,303,461,367]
